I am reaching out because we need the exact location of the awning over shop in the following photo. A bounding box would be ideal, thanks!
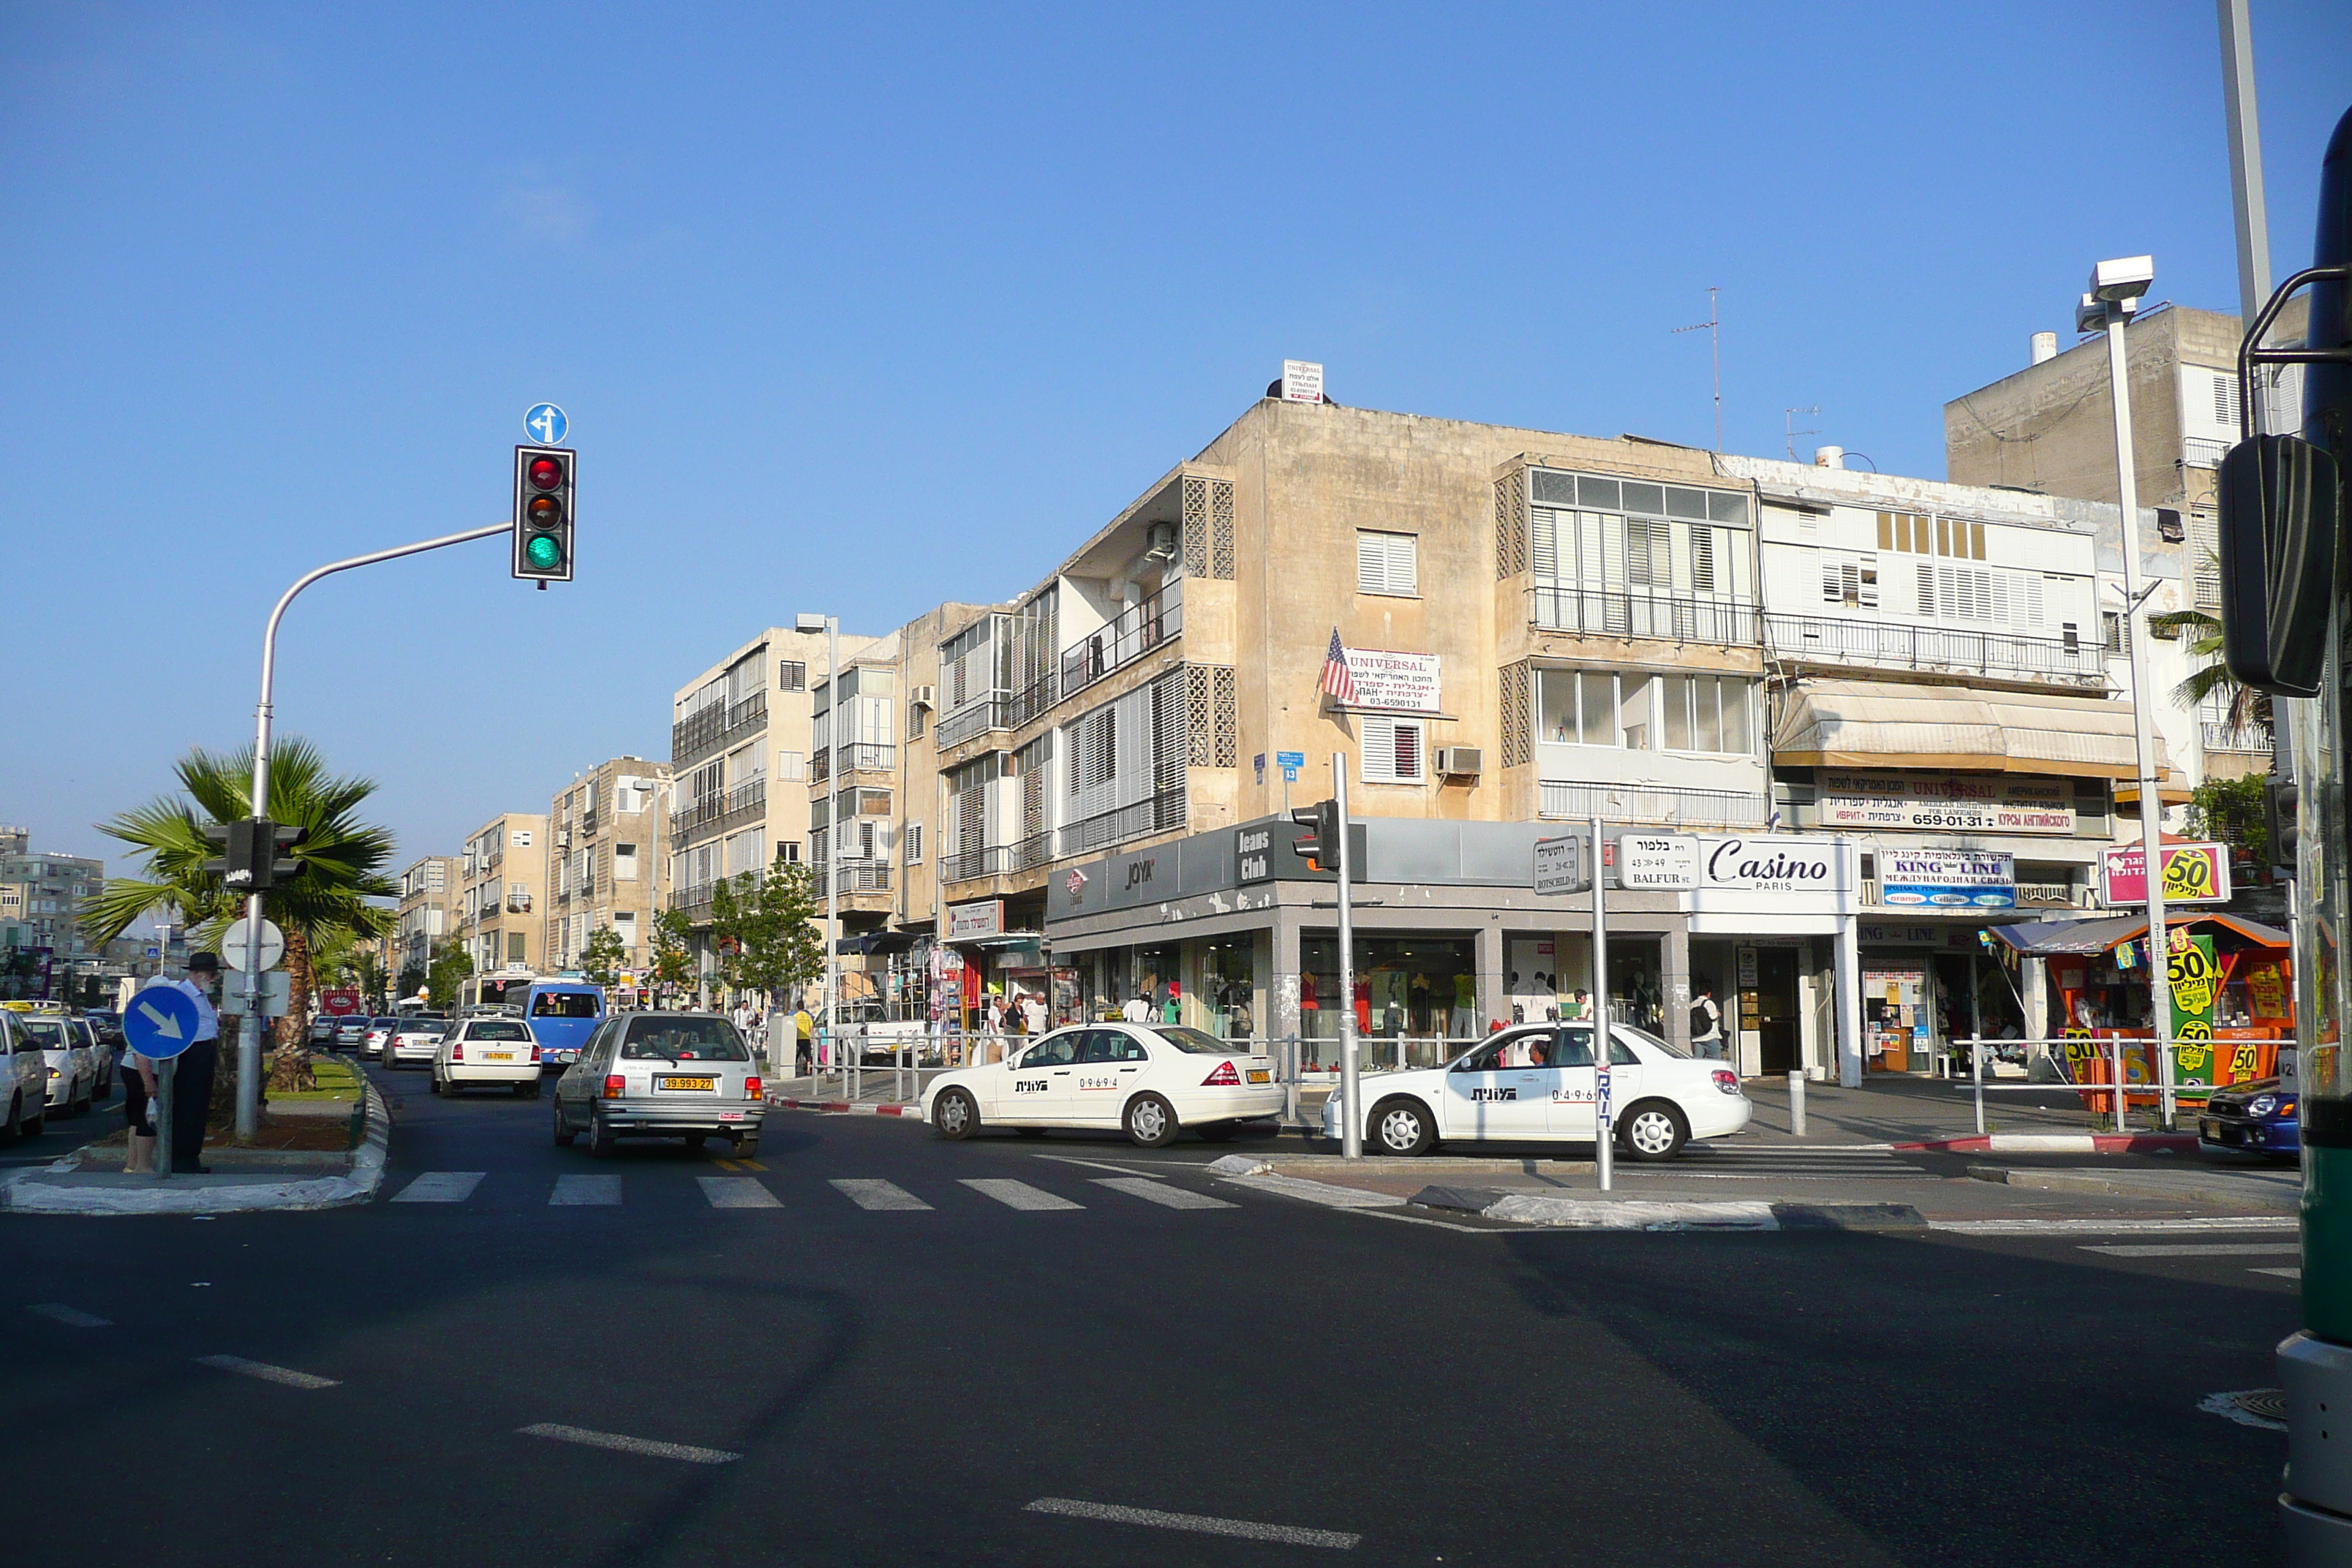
[1774,678,2166,780]
[1986,911,2289,957]
[834,931,919,957]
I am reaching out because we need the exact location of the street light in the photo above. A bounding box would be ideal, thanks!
[799,611,838,1088]
[2078,255,2177,1129]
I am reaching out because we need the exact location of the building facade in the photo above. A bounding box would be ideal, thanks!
[393,855,458,990]
[0,829,103,1000]
[456,813,546,978]
[545,757,671,976]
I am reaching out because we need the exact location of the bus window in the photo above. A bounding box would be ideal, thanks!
[530,990,602,1018]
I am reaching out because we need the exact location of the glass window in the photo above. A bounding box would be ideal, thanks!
[1577,475,1619,510]
[1556,1027,1640,1066]
[1618,1022,1687,1060]
[468,1020,530,1041]
[531,991,601,1018]
[1618,675,1652,751]
[1020,1032,1080,1068]
[1721,679,1752,753]
[619,1017,748,1061]
[1147,1025,1233,1055]
[1578,671,1615,745]
[1356,531,1419,596]
[1707,491,1749,524]
[1539,670,1577,746]
[1662,676,1692,750]
[1621,482,1663,516]
[1665,486,1708,520]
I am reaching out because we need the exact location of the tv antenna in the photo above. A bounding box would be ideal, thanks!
[1672,286,1722,452]
[1785,406,1820,461]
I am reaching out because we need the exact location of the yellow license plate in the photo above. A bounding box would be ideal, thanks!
[484,1052,515,1061]
[1248,1069,1271,1084]
[659,1075,716,1092]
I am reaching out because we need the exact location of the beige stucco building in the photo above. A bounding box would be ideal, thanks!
[393,855,457,990]
[544,757,671,979]
[456,813,546,979]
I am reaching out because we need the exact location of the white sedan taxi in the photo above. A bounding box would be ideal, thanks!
[1322,1021,1750,1159]
[431,1017,542,1096]
[924,1023,1281,1146]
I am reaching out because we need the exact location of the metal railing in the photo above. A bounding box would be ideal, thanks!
[2201,720,2272,754]
[939,843,1017,883]
[672,690,768,768]
[1764,611,2108,682]
[811,742,897,782]
[1531,585,1760,644]
[1539,780,1768,826]
[668,777,766,843]
[814,858,891,895]
[936,788,1188,885]
[1958,1034,2299,1135]
[936,696,1017,750]
[1061,583,1183,702]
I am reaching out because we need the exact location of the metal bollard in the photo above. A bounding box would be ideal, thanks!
[2111,1036,2127,1134]
[1788,1069,1806,1139]
[1971,1035,1985,1137]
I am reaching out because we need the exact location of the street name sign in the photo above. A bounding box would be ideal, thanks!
[1620,834,1700,889]
[124,984,201,1060]
[525,403,569,445]
[1534,834,1590,895]
[1276,750,1305,781]
[222,918,284,972]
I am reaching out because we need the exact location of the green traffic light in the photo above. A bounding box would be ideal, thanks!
[527,535,563,570]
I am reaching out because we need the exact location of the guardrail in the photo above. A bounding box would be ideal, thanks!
[1061,583,1183,702]
[1959,1034,2300,1134]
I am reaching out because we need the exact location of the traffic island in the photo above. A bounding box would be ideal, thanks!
[0,1079,391,1215]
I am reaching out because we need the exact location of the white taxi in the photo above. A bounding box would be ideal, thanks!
[431,1017,541,1096]
[923,1022,1281,1147]
[1320,1021,1750,1159]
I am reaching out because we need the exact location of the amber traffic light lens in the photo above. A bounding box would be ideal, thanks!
[528,456,564,491]
[527,494,562,526]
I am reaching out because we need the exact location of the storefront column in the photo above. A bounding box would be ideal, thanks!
[1834,916,1863,1088]
[1476,923,1505,1035]
[1665,922,1692,1056]
[1271,911,1303,1044]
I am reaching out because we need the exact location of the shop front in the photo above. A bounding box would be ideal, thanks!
[1684,834,1861,1082]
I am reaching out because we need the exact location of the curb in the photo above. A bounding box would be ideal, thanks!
[1409,1185,1926,1232]
[1965,1164,2299,1211]
[0,1082,392,1216]
[1892,1132,2199,1154]
[766,1096,921,1118]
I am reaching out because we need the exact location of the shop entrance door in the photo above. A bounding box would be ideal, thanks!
[1754,947,1799,1074]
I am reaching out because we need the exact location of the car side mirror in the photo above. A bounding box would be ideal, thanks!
[2220,432,2340,697]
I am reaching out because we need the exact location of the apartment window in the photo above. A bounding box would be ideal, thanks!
[1624,519,1670,587]
[1658,674,1753,754]
[2190,513,2222,609]
[2099,613,2127,657]
[779,660,807,693]
[613,844,638,881]
[907,702,927,740]
[1360,716,1426,784]
[1070,707,1117,795]
[1877,510,1987,561]
[775,749,806,782]
[1821,551,1880,608]
[904,823,923,864]
[776,839,802,863]
[1357,530,1420,596]
[506,932,527,965]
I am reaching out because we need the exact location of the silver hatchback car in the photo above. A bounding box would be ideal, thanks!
[551,1012,765,1158]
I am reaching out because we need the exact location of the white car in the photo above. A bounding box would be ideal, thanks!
[382,1016,448,1068]
[922,1022,1282,1147]
[1319,1022,1751,1159]
[0,1013,48,1141]
[362,1017,402,1059]
[431,1017,542,1096]
[15,1014,97,1117]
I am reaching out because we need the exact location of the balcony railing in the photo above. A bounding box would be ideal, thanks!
[1539,780,1768,828]
[1531,585,1760,644]
[668,778,766,844]
[1764,612,2108,682]
[672,690,767,769]
[812,742,897,783]
[938,788,1188,884]
[936,696,1019,751]
[815,859,892,895]
[941,843,1018,883]
[2201,721,2272,755]
[1062,583,1184,703]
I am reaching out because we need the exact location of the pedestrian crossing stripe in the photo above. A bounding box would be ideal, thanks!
[699,1177,783,1210]
[961,1178,1083,1211]
[829,1178,932,1211]
[384,1169,1253,1213]
[392,1171,485,1202]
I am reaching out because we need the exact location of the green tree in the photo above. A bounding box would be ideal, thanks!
[2187,773,2270,881]
[706,851,823,1002]
[2153,576,2270,742]
[397,956,427,1000]
[650,907,695,998]
[80,737,397,1098]
[579,924,628,987]
[425,939,473,1011]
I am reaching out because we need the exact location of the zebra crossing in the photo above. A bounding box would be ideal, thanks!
[380,1166,1244,1215]
[1662,1144,1928,1181]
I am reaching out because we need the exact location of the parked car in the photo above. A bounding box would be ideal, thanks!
[921,1022,1282,1147]
[381,1016,448,1068]
[551,1012,764,1158]
[0,1012,48,1141]
[2200,1077,2299,1161]
[73,1017,116,1098]
[14,1013,97,1117]
[333,1015,371,1049]
[432,1017,541,1097]
[83,1009,124,1047]
[309,1014,341,1045]
[361,1017,403,1059]
[1316,1021,1752,1159]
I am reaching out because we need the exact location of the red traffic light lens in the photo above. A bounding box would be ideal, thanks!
[527,495,562,527]
[527,456,564,491]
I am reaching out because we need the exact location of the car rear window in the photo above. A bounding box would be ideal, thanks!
[1147,1025,1240,1055]
[467,1020,530,1041]
[18,1019,67,1047]
[531,991,602,1018]
[370,1017,399,1028]
[396,1019,445,1036]
[620,1017,747,1061]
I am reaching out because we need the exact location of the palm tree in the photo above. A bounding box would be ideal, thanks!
[81,737,398,1090]
[2150,602,2270,742]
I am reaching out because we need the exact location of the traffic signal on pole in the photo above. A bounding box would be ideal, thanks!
[201,818,309,893]
[513,445,575,585]
[2265,773,2299,875]
[1290,799,1341,872]
[267,821,309,886]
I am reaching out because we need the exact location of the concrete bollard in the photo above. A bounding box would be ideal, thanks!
[1788,1069,1807,1139]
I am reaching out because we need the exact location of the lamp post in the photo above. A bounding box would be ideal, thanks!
[800,612,839,1087]
[2077,257,2176,1128]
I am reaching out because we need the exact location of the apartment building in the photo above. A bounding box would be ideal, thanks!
[456,813,546,976]
[393,855,458,987]
[545,757,671,975]
[0,829,103,1000]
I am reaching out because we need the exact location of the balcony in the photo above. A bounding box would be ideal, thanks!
[938,788,1188,885]
[1531,586,1760,645]
[1764,612,2108,684]
[936,696,1017,751]
[940,843,1018,883]
[671,690,767,769]
[1061,583,1183,704]
[815,859,892,896]
[1539,780,1768,828]
[2202,721,2272,755]
[668,778,767,845]
[811,742,897,783]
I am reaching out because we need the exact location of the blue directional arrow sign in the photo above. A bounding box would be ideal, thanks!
[124,984,200,1060]
[524,403,569,445]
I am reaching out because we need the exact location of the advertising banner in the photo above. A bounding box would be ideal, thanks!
[1878,848,2016,909]
[2099,842,2231,907]
[2166,930,2222,1091]
[1817,771,2076,834]
[1342,648,1441,712]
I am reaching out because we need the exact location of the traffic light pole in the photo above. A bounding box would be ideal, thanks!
[1333,755,1361,1161]
[238,521,510,1140]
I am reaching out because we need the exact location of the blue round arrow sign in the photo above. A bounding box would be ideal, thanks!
[124,984,201,1060]
[525,403,569,445]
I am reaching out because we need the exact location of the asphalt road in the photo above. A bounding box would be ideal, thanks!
[1,1055,2300,1566]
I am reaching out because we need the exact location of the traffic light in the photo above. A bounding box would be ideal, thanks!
[203,821,255,892]
[513,445,575,586]
[2265,773,2299,875]
[200,818,309,893]
[268,821,309,886]
[1290,799,1341,872]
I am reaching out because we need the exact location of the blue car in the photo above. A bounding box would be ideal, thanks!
[2199,1077,2300,1161]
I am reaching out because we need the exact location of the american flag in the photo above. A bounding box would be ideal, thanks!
[1319,628,1357,706]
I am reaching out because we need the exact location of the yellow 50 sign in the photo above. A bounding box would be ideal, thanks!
[2101,842,2231,907]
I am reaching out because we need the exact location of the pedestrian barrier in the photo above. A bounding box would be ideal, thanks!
[1959,1035,2299,1136]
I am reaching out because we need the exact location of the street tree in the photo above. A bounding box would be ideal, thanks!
[706,850,823,1006]
[425,939,473,1011]
[579,924,628,987]
[650,907,695,1000]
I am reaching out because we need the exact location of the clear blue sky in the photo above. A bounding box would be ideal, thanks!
[4,2,2347,870]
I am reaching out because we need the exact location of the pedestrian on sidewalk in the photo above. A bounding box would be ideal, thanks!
[120,1035,159,1174]
[154,953,222,1174]
[1690,987,1725,1060]
[1120,992,1151,1025]
[794,1003,815,1076]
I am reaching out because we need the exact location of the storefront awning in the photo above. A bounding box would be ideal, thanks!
[1986,912,2289,957]
[1774,678,2165,780]
[834,931,918,957]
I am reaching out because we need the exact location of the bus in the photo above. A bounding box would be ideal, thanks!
[516,979,606,1066]
[459,973,538,1014]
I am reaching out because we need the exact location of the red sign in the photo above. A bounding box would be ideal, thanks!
[2100,842,2231,908]
[319,988,361,1016]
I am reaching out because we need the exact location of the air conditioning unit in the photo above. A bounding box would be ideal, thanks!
[912,685,937,709]
[1145,520,1180,560]
[1435,747,1483,777]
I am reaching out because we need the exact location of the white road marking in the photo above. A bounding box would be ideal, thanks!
[518,1422,740,1463]
[391,1171,485,1203]
[1030,1153,1168,1177]
[27,1303,110,1328]
[197,1354,340,1389]
[962,1178,1084,1211]
[699,1177,783,1209]
[2255,1266,2304,1279]
[550,1175,622,1206]
[1092,1177,1235,1210]
[1025,1496,1359,1550]
[831,1178,932,1211]
[1221,1172,1408,1210]
[1933,1216,2297,1235]
[2084,1243,2303,1257]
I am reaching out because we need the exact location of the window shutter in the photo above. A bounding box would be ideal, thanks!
[1360,717,1395,783]
[1822,556,1843,603]
[1690,527,1716,594]
[1392,720,1424,783]
[1357,532,1387,594]
[1531,510,1558,578]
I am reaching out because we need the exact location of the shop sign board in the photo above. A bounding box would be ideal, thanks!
[1620,834,1699,889]
[2165,930,2222,1092]
[1879,848,2016,909]
[947,900,1004,941]
[1816,771,2076,834]
[2098,841,2231,908]
[1697,835,1847,894]
[1533,834,1589,895]
[317,987,362,1016]
[1343,648,1441,712]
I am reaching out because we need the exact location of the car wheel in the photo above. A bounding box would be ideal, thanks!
[587,1112,615,1158]
[72,1083,91,1117]
[1194,1122,1237,1143]
[551,1102,576,1147]
[429,1072,443,1096]
[0,1094,18,1145]
[932,1088,979,1141]
[1371,1098,1436,1156]
[1619,1101,1688,1161]
[1124,1093,1177,1148]
[21,1099,43,1139]
[732,1135,760,1158]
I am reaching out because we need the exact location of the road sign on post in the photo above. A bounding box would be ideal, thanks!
[222,918,284,973]
[525,404,569,445]
[1620,834,1700,889]
[125,985,200,1060]
[1534,834,1590,895]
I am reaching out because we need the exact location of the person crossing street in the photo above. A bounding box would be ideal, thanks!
[145,952,222,1173]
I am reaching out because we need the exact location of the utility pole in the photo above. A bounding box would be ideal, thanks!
[1333,755,1360,1161]
[1673,287,1723,453]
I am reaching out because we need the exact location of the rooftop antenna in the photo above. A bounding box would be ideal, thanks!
[1672,286,1722,452]
[1784,406,1820,461]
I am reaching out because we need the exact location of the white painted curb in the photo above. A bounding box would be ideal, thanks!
[1482,1194,1782,1231]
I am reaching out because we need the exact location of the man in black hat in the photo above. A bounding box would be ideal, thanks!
[165,953,224,1173]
